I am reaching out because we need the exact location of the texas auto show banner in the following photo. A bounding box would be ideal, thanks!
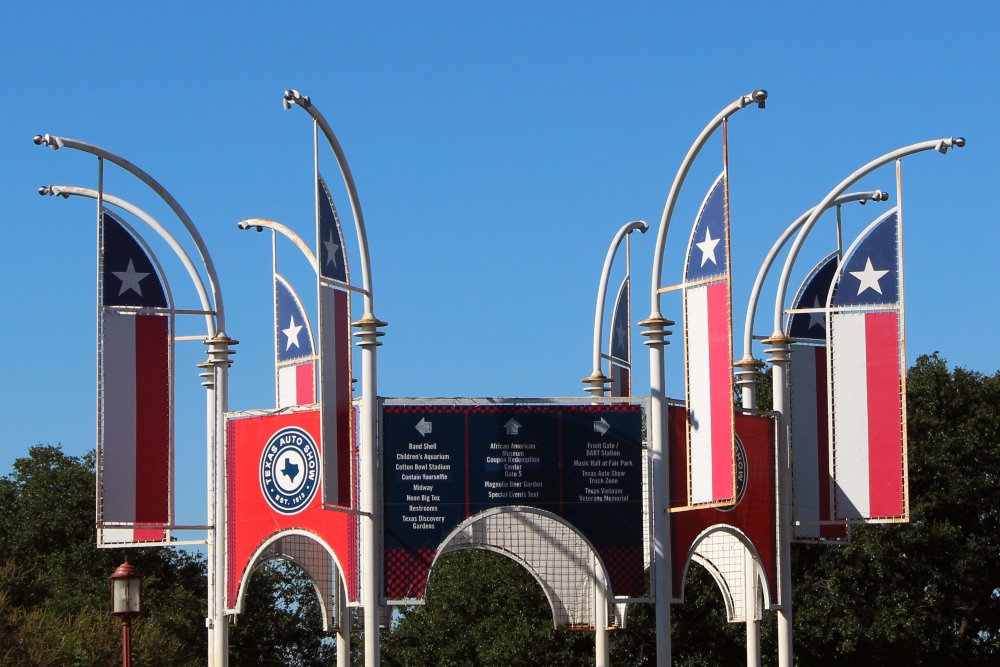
[226,407,359,612]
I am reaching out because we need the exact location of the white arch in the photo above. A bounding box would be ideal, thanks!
[233,528,351,632]
[676,525,772,623]
[425,506,616,630]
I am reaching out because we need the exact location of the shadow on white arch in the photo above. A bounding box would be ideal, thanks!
[675,524,772,623]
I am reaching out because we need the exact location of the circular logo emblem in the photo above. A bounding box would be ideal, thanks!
[719,435,748,512]
[259,427,321,515]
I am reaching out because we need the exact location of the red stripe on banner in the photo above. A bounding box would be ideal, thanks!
[297,363,314,404]
[334,289,352,507]
[707,281,734,500]
[865,312,904,518]
[133,315,169,528]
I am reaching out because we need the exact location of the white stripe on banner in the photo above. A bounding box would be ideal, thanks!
[686,285,713,504]
[790,345,820,538]
[830,312,870,518]
[278,365,298,408]
[103,313,137,524]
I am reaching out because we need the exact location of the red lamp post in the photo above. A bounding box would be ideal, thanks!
[110,557,142,667]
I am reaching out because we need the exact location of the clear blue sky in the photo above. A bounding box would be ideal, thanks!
[1,2,995,526]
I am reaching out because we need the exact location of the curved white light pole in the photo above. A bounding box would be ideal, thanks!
[282,90,385,667]
[584,220,648,397]
[34,135,234,667]
[238,218,318,271]
[763,137,965,667]
[735,190,889,410]
[42,185,217,337]
[640,89,767,667]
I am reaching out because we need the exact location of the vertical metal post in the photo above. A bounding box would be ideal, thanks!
[208,335,236,667]
[337,578,352,667]
[764,335,792,667]
[640,314,672,666]
[744,549,760,667]
[594,558,608,667]
[738,359,762,667]
[272,229,279,407]
[122,616,133,667]
[201,359,216,667]
[356,314,385,667]
[835,205,843,259]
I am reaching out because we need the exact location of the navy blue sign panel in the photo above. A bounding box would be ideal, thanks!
[102,211,167,309]
[787,252,838,340]
[383,403,645,601]
[318,175,349,284]
[610,276,630,364]
[830,209,899,308]
[684,173,727,283]
[275,274,315,362]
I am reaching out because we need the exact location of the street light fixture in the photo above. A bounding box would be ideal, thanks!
[110,557,142,667]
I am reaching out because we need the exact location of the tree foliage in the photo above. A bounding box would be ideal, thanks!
[0,445,206,666]
[230,558,336,666]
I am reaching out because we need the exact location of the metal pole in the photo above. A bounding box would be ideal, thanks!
[122,616,133,667]
[337,579,352,667]
[762,333,792,667]
[208,334,235,667]
[357,317,383,667]
[585,220,648,397]
[744,551,759,667]
[764,137,964,667]
[595,559,608,667]
[284,91,385,667]
[642,89,767,666]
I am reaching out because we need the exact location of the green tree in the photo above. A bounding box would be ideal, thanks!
[792,354,1000,665]
[229,558,336,666]
[0,444,207,666]
[381,549,594,667]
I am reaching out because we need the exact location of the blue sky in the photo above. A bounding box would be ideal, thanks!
[0,2,994,526]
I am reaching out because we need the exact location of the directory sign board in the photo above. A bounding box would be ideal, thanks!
[382,401,646,602]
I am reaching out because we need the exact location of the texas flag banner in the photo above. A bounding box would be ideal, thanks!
[680,172,736,508]
[786,252,848,542]
[275,274,316,408]
[609,275,631,397]
[317,174,354,508]
[826,208,907,522]
[98,210,171,546]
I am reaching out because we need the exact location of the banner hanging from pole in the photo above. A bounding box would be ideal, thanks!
[609,276,631,397]
[679,170,737,509]
[98,210,172,546]
[786,253,849,543]
[826,207,908,522]
[316,174,355,509]
[275,274,317,408]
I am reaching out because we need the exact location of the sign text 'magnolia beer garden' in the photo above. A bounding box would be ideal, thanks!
[382,402,646,601]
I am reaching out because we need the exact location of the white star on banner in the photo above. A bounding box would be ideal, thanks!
[849,257,889,295]
[615,321,628,345]
[283,316,303,350]
[808,296,825,331]
[695,228,721,267]
[323,231,340,268]
[112,259,149,296]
